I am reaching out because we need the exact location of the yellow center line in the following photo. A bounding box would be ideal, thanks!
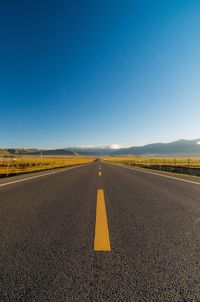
[99,171,102,176]
[94,189,111,251]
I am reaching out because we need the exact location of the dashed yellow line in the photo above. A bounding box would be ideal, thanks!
[94,190,111,251]
[99,171,102,176]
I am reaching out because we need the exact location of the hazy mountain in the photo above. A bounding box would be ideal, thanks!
[28,149,75,156]
[65,146,118,155]
[114,139,200,156]
[1,139,200,157]
[0,149,10,156]
[2,148,75,156]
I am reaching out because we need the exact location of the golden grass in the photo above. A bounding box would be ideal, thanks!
[103,156,200,168]
[0,156,95,176]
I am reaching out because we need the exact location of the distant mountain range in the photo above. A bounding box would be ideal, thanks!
[0,148,75,156]
[65,147,115,156]
[66,139,200,156]
[114,139,200,156]
[1,139,200,157]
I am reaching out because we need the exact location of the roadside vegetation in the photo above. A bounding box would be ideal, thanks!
[103,156,200,167]
[0,156,95,177]
[103,156,200,177]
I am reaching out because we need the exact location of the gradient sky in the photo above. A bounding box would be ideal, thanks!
[0,0,200,148]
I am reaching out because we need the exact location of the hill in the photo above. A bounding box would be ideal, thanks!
[1,148,75,156]
[114,139,200,156]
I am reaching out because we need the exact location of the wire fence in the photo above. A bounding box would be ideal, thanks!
[123,157,200,168]
[103,157,200,176]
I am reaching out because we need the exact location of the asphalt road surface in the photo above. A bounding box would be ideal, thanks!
[1,161,200,301]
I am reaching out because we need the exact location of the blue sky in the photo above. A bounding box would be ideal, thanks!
[0,0,200,148]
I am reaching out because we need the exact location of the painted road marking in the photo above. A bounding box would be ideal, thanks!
[94,189,111,251]
[0,165,87,188]
[99,171,102,176]
[107,163,200,186]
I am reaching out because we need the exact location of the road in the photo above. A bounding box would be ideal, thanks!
[0,161,200,301]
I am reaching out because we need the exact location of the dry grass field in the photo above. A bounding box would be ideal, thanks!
[103,156,200,168]
[0,156,95,177]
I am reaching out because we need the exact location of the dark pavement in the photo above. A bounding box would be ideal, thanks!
[0,161,200,301]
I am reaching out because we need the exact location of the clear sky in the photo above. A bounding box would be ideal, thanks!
[0,0,200,148]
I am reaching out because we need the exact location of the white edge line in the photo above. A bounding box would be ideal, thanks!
[105,162,200,186]
[0,164,87,188]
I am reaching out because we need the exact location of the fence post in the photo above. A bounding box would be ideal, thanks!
[188,158,190,169]
[174,158,176,166]
[7,162,9,176]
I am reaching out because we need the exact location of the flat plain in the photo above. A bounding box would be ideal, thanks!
[0,156,95,177]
